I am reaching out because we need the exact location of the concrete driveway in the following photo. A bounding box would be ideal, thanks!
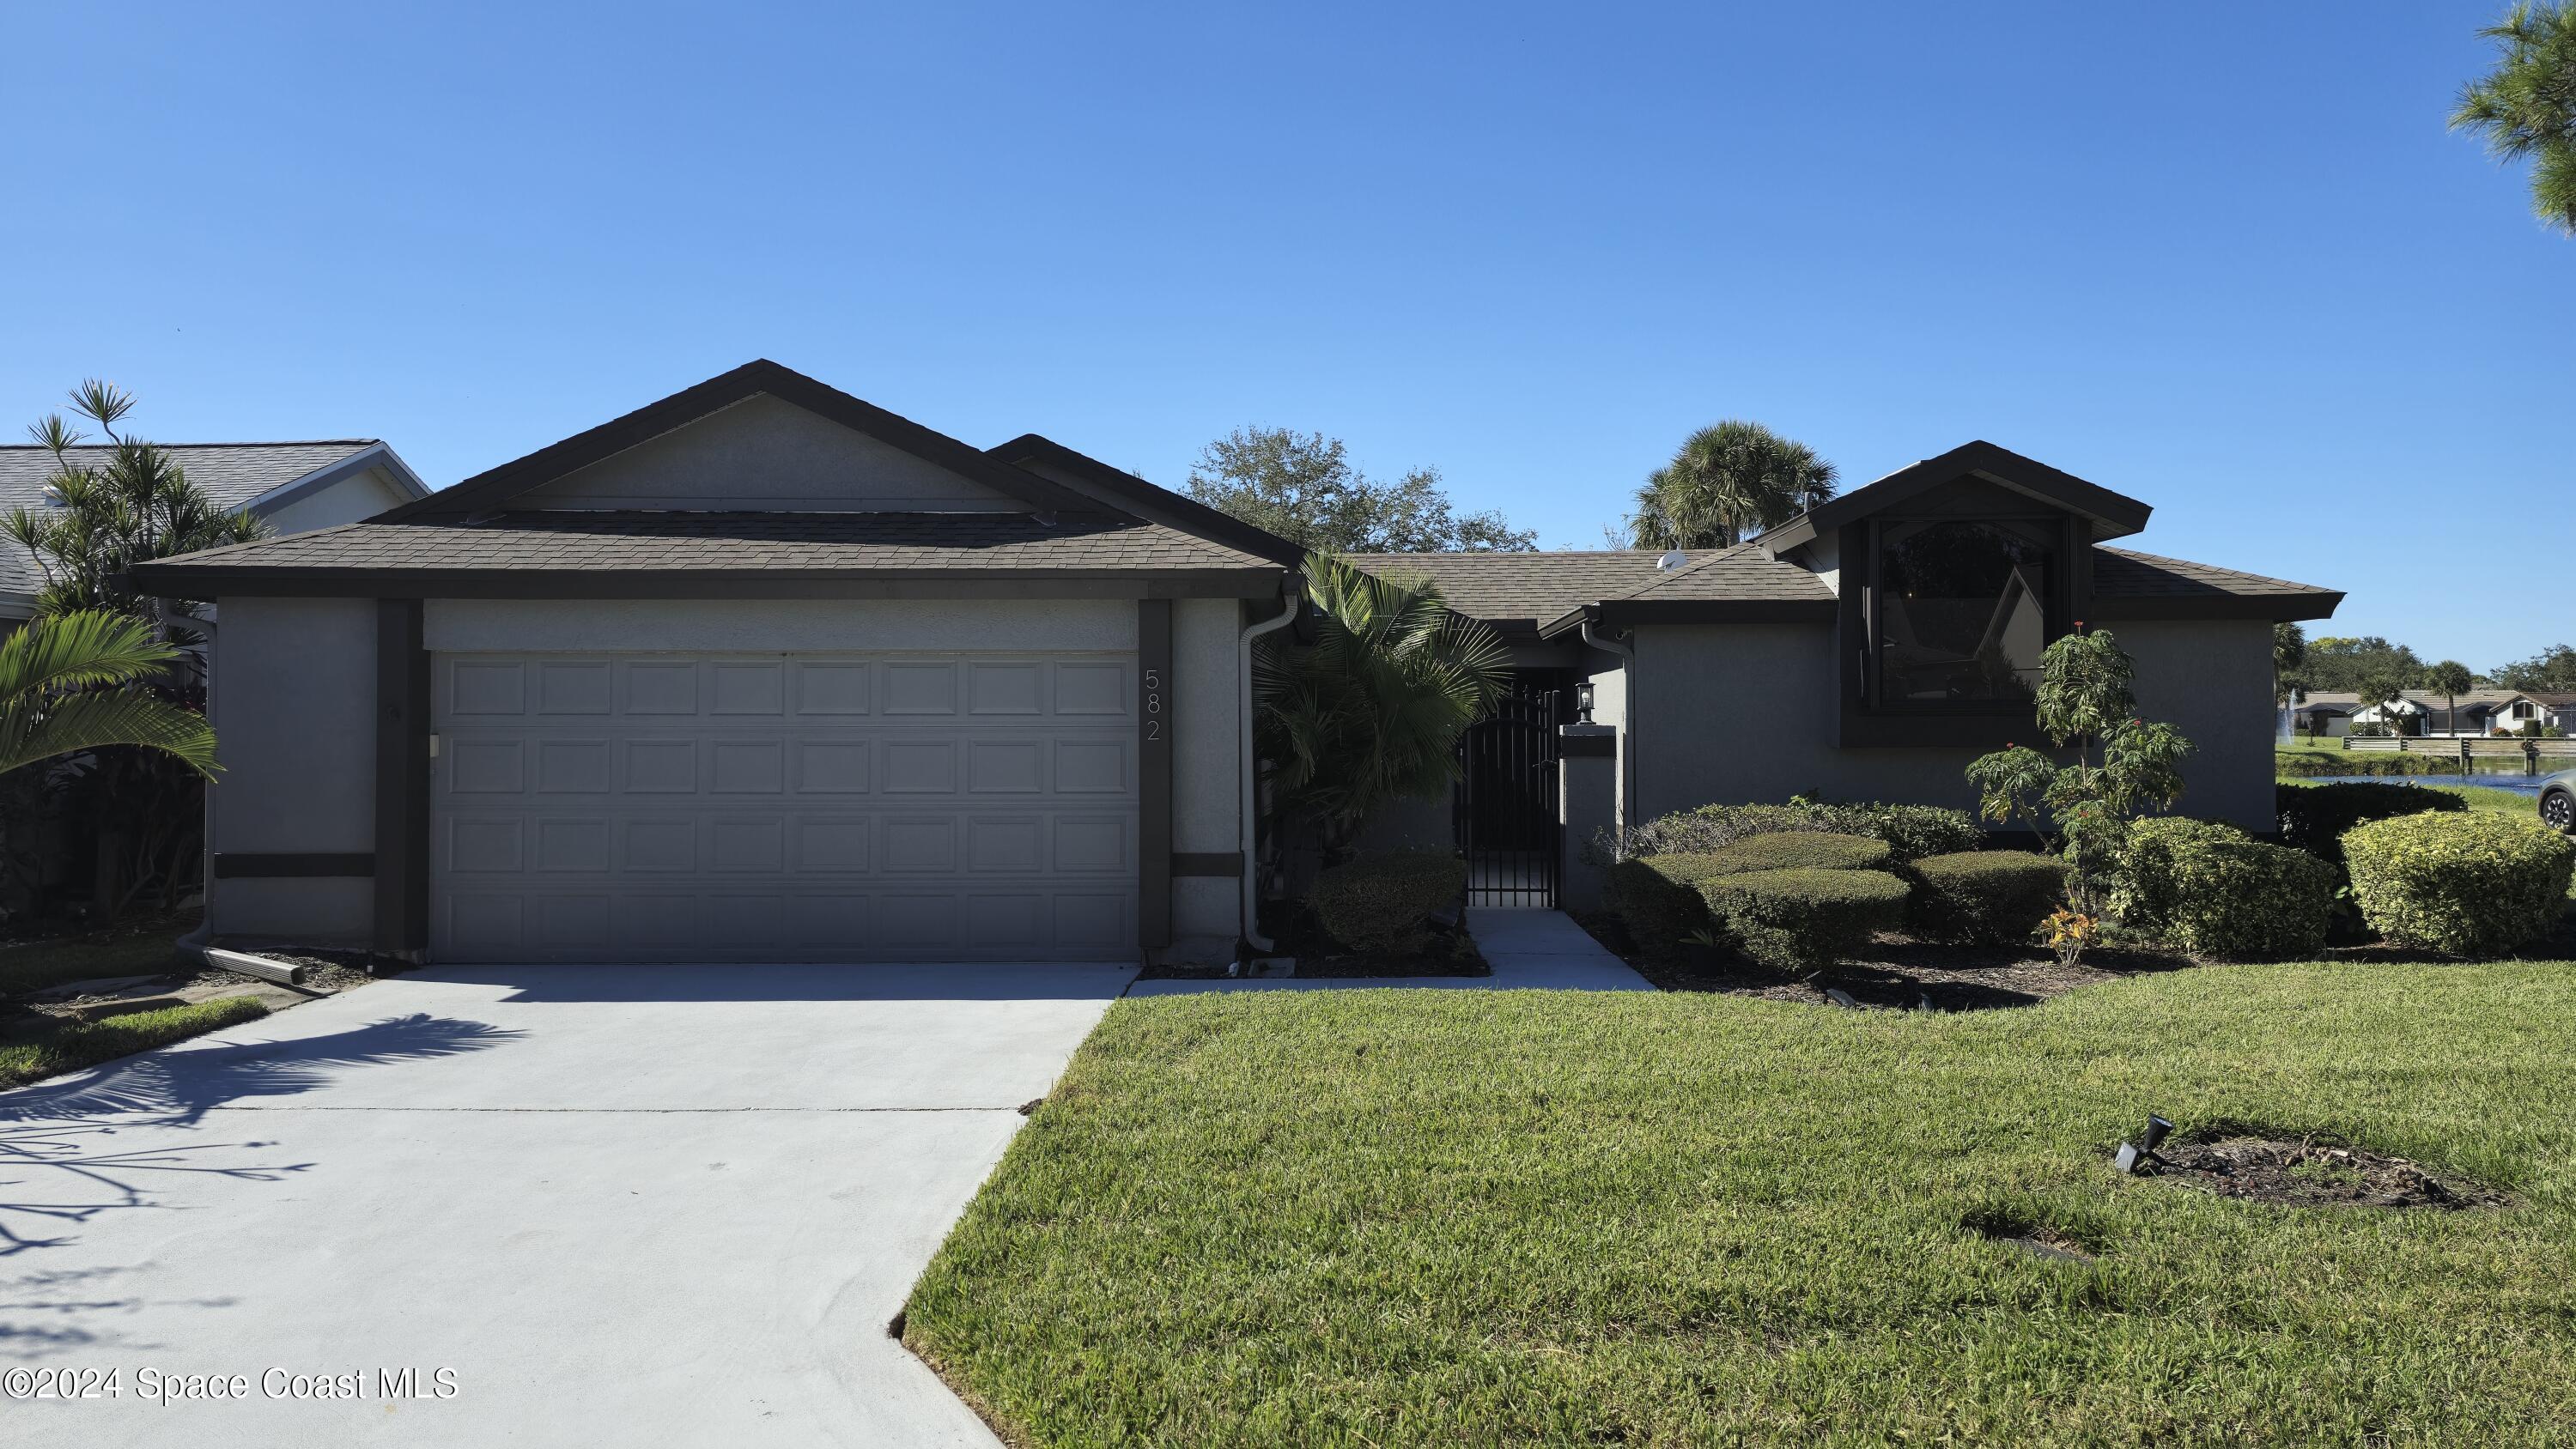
[0,962,1132,1447]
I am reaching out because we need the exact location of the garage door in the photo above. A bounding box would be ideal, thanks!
[429,652,1138,962]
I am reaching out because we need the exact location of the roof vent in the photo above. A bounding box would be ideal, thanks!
[1656,549,1687,572]
[40,482,65,506]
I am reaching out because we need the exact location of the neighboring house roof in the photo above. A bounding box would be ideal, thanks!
[130,512,1279,598]
[987,434,1305,567]
[0,439,425,609]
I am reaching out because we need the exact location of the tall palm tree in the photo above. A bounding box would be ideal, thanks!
[0,610,218,778]
[1628,421,1838,551]
[1255,554,1510,855]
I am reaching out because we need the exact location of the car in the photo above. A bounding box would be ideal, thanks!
[2544,769,2575,834]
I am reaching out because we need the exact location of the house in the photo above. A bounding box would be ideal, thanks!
[128,362,2340,964]
[1,440,428,622]
[1354,443,2342,904]
[2306,689,2574,737]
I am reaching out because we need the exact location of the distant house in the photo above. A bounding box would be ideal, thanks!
[2294,688,2573,737]
[0,440,428,623]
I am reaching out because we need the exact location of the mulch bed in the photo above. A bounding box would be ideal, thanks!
[1138,907,1492,980]
[2138,1135,2510,1210]
[1570,912,2190,1010]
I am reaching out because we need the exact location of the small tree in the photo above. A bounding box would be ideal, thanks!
[1186,427,1535,554]
[2451,2,2576,236]
[1255,554,1510,861]
[1963,627,2190,961]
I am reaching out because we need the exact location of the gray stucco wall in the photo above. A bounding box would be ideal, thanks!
[258,465,413,536]
[1631,618,2275,833]
[1173,597,1244,938]
[209,596,376,942]
[516,394,1022,512]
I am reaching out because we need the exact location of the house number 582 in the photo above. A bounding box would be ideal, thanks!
[1143,669,1163,743]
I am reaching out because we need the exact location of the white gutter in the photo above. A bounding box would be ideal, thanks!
[1581,617,1637,837]
[1237,585,1303,954]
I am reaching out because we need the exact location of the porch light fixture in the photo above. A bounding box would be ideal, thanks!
[2114,1114,2175,1175]
[1575,682,1595,723]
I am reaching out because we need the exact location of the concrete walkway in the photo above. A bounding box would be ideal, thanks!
[0,961,1131,1448]
[1127,908,1653,995]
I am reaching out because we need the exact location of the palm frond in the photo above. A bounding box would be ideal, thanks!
[0,609,183,704]
[0,689,217,779]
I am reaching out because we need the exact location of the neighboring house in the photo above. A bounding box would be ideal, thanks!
[130,364,2341,964]
[2289,692,2360,737]
[0,440,428,622]
[2327,689,2575,737]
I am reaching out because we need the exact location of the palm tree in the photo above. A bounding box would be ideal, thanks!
[2428,659,2476,737]
[1255,554,1510,857]
[1628,421,1838,551]
[2451,2,2576,236]
[0,610,218,779]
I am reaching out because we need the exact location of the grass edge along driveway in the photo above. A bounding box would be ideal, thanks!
[906,963,2576,1446]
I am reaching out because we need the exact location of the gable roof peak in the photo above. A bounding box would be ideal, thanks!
[381,360,1103,524]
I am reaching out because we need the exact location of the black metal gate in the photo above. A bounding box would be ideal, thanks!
[1455,689,1561,907]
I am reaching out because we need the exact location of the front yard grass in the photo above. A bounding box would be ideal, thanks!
[906,962,2576,1446]
[0,995,270,1088]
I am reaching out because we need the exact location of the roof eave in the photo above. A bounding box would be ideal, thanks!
[987,435,1307,568]
[2087,589,2344,623]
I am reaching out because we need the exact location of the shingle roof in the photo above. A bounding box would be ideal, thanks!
[0,441,382,603]
[129,510,1284,594]
[1605,542,1837,604]
[1344,550,1673,626]
[0,441,380,512]
[2088,547,2335,602]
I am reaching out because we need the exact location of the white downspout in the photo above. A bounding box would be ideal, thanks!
[1237,585,1302,954]
[1581,617,1637,837]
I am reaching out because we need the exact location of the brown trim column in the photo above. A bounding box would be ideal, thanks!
[373,598,430,958]
[1138,599,1174,954]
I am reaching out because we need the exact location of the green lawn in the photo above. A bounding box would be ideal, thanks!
[906,964,2576,1446]
[0,995,270,1088]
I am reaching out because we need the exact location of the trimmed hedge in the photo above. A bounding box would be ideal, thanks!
[2111,817,2338,961]
[1611,801,1980,865]
[1309,851,1467,955]
[1700,869,1911,976]
[1605,852,1732,961]
[2342,813,2576,957]
[1701,832,1895,876]
[2276,781,2466,864]
[1905,851,2070,945]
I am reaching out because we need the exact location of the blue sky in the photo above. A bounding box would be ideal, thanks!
[3,3,2566,668]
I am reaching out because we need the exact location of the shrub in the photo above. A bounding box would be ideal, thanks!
[1701,832,1894,876]
[1605,800,1978,864]
[2273,751,2461,778]
[2276,781,2467,863]
[2342,814,2576,956]
[1309,850,1466,955]
[2111,817,2339,961]
[1905,851,2070,945]
[1604,852,1734,961]
[1698,869,1911,976]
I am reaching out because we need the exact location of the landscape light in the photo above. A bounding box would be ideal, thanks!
[1575,682,1595,723]
[2114,1114,2177,1175]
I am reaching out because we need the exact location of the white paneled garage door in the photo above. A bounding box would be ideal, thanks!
[429,652,1138,962]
